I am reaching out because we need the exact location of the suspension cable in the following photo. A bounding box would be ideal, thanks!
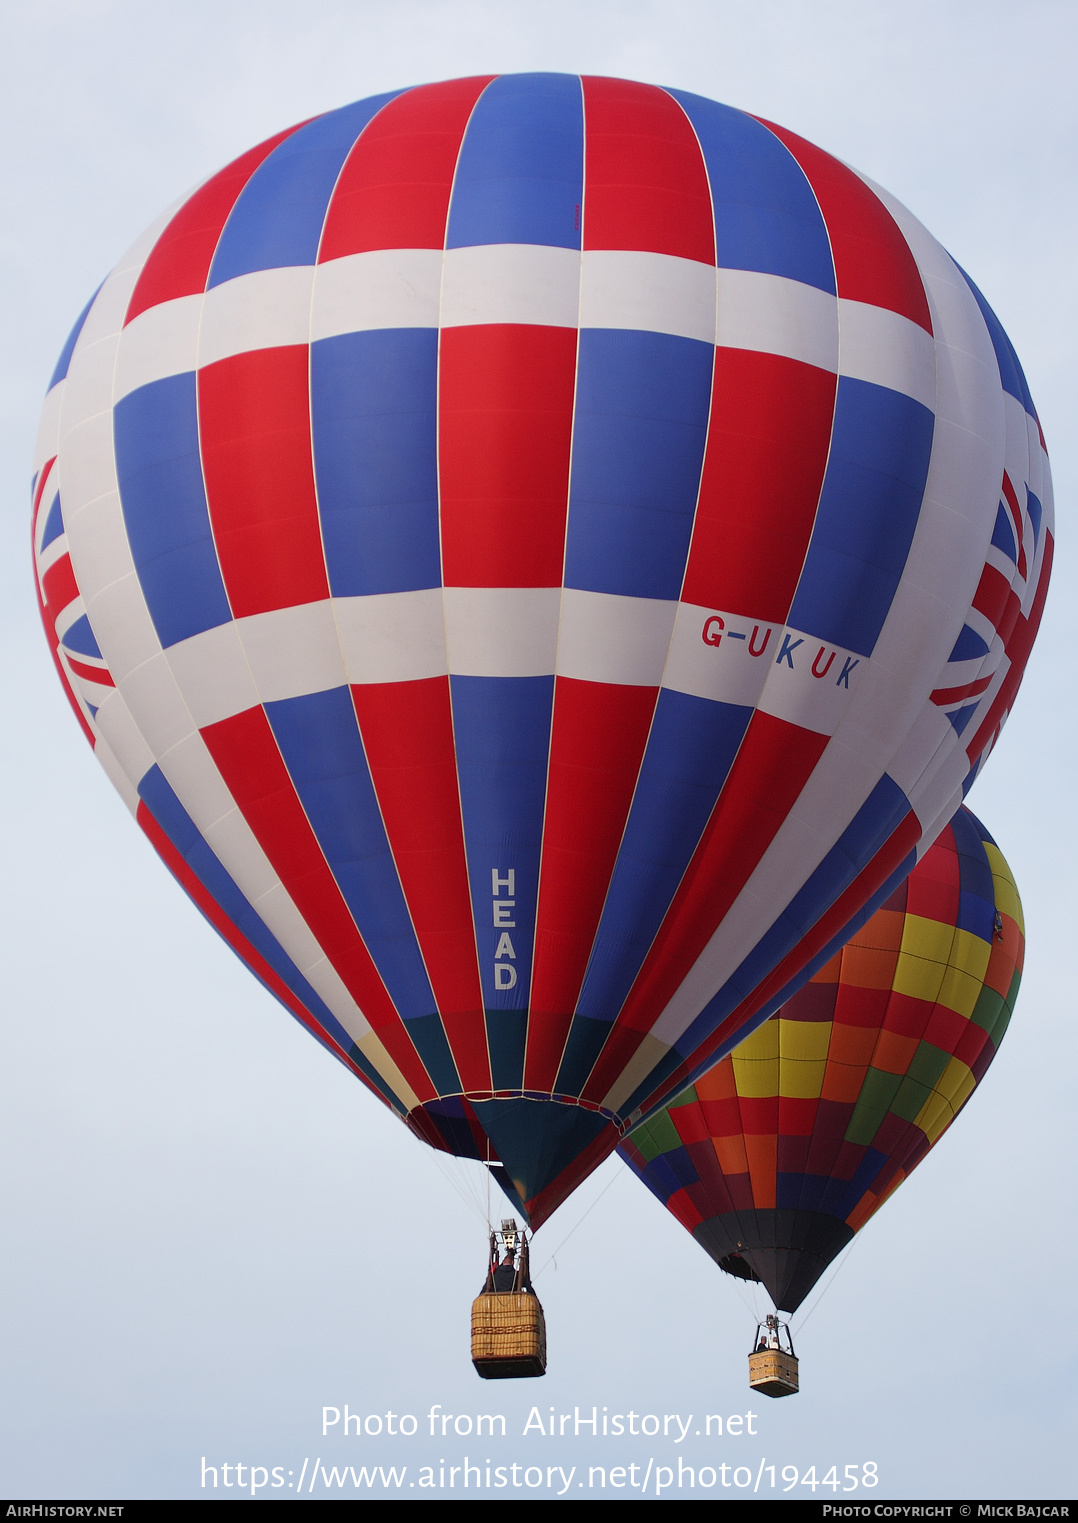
[532,1166,625,1278]
[792,1233,862,1336]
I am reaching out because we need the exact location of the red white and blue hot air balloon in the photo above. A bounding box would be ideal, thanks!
[32,76,1052,1228]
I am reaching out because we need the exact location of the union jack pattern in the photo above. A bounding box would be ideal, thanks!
[33,77,1052,1226]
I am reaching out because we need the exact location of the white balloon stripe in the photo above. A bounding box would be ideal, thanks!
[102,247,941,412]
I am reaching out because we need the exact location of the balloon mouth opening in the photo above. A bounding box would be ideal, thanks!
[693,1211,855,1314]
[407,1092,622,1230]
[719,1252,762,1285]
[407,1089,623,1149]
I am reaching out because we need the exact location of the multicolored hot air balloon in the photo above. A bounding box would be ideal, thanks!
[32,76,1050,1228]
[619,807,1023,1312]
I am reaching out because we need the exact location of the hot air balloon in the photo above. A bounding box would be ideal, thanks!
[619,806,1023,1334]
[32,75,1050,1235]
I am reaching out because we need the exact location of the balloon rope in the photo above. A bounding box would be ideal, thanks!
[531,1166,624,1278]
[426,1151,489,1226]
[728,1272,764,1327]
[792,1232,862,1336]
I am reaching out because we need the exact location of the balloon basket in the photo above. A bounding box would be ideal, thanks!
[748,1347,799,1398]
[748,1315,799,1397]
[471,1292,547,1379]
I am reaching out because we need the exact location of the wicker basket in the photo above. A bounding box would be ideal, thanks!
[471,1292,547,1379]
[748,1348,799,1398]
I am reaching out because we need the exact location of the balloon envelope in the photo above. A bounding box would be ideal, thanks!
[32,76,1050,1227]
[620,807,1023,1310]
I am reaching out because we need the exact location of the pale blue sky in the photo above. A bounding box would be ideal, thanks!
[2,0,1075,1500]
